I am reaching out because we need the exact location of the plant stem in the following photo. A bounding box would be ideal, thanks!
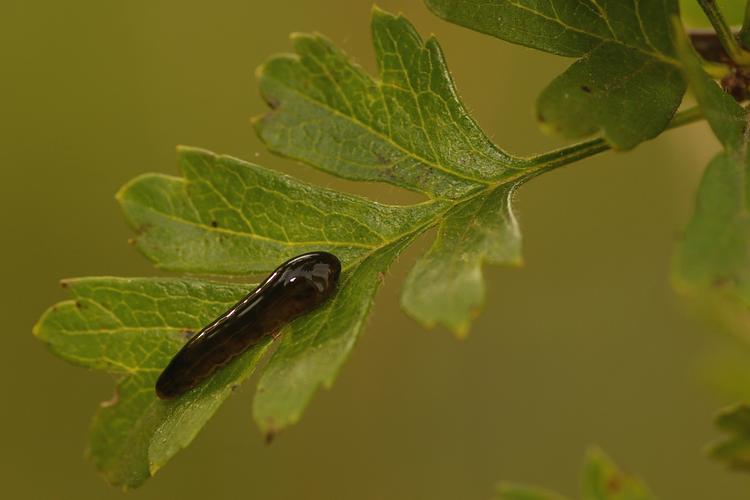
[523,105,703,175]
[740,0,750,49]
[697,0,750,66]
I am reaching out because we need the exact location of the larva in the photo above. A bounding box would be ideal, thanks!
[155,252,341,400]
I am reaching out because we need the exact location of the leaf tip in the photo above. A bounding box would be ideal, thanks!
[370,4,386,17]
[31,315,44,340]
[370,4,402,26]
[148,461,162,476]
[253,61,267,80]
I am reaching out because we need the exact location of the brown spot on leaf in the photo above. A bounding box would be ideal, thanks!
[265,95,281,110]
[606,474,623,494]
[581,85,592,93]
[211,220,219,228]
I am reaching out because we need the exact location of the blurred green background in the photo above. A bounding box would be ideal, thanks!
[4,0,750,498]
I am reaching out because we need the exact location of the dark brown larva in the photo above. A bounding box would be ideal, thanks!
[155,252,341,400]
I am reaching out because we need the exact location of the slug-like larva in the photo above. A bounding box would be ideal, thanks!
[155,252,341,400]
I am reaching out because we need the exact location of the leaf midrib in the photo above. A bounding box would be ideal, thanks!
[134,200,378,250]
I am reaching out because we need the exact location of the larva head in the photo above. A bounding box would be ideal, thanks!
[277,252,341,308]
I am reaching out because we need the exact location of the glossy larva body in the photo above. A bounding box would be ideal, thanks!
[155,252,341,400]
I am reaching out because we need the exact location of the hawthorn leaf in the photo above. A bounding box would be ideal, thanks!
[254,7,528,200]
[424,0,686,149]
[33,277,269,488]
[710,404,750,471]
[672,19,750,305]
[496,447,656,500]
[581,448,656,500]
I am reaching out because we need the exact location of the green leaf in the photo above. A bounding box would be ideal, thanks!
[671,16,750,478]
[672,17,750,305]
[496,447,656,500]
[254,6,527,200]
[711,404,750,471]
[401,184,521,335]
[581,448,656,500]
[424,0,686,149]
[33,277,270,488]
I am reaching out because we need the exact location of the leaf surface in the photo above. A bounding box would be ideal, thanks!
[424,0,686,149]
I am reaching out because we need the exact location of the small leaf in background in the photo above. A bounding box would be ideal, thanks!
[711,404,750,471]
[424,0,686,149]
[581,448,656,500]
[496,447,656,500]
[672,17,750,312]
[671,15,750,478]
